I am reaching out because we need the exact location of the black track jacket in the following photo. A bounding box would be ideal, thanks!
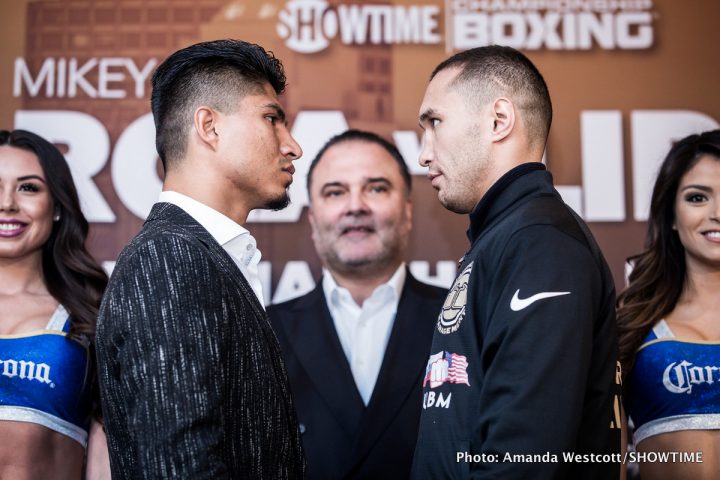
[412,163,621,479]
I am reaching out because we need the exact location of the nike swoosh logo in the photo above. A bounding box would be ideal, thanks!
[510,289,571,311]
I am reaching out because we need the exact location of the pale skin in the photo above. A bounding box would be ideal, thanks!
[417,67,542,214]
[635,155,720,480]
[308,140,412,305]
[0,146,110,479]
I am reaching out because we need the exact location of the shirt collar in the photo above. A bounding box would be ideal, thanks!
[322,263,407,308]
[158,191,249,246]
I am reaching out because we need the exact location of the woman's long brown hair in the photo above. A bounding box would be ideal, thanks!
[1,129,108,419]
[617,130,720,378]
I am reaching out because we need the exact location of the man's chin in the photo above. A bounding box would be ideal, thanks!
[337,249,386,269]
[263,192,290,211]
[341,256,374,268]
[439,193,471,215]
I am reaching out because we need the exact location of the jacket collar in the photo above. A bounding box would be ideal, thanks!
[281,281,367,435]
[144,202,267,316]
[276,269,437,463]
[467,162,550,242]
[345,272,437,471]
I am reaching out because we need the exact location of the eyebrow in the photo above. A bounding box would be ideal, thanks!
[17,175,46,183]
[319,177,392,192]
[681,184,712,192]
[418,108,437,126]
[320,181,347,192]
[366,177,391,185]
[263,103,287,125]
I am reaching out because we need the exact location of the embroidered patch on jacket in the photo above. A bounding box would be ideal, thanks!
[422,351,470,388]
[437,263,472,334]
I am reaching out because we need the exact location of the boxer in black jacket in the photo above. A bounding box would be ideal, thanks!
[412,45,621,479]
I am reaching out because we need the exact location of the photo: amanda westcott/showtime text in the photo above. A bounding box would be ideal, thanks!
[457,451,704,465]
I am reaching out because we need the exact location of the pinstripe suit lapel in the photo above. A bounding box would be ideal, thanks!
[145,203,267,317]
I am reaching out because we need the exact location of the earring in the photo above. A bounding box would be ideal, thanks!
[53,214,61,222]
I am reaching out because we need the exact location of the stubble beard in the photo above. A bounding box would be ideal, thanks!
[323,241,379,275]
[439,137,489,214]
[263,189,291,211]
[439,188,472,214]
[319,231,404,279]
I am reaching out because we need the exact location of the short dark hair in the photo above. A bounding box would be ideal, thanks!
[432,45,552,147]
[0,129,107,339]
[151,39,286,169]
[307,129,412,199]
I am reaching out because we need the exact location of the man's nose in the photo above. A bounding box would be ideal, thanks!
[345,189,369,215]
[418,134,434,168]
[281,127,303,161]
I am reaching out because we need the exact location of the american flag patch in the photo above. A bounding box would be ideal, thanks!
[423,351,470,388]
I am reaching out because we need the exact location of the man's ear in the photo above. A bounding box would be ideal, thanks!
[404,198,413,230]
[490,97,515,143]
[194,106,219,150]
[308,206,319,242]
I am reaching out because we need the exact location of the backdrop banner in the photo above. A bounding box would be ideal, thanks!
[2,0,719,303]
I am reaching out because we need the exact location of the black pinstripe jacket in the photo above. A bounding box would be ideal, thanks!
[96,202,304,479]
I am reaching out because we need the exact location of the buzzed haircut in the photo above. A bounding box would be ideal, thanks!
[432,45,552,147]
[151,39,286,170]
[307,129,412,199]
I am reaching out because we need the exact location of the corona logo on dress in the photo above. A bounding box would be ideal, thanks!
[438,263,471,334]
[423,351,470,389]
[663,360,719,394]
[0,358,52,385]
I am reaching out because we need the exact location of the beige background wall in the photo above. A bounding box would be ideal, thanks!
[2,0,719,299]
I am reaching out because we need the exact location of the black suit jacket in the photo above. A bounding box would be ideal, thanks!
[268,272,445,479]
[96,203,304,479]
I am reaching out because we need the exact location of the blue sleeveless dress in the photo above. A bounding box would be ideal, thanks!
[0,305,93,446]
[627,320,720,444]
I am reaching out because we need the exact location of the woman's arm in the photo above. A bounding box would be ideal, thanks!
[85,420,111,480]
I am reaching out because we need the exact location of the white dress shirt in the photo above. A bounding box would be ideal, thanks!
[158,191,265,308]
[323,264,406,405]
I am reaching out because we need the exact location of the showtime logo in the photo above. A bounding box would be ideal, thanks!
[276,0,441,53]
[276,0,656,53]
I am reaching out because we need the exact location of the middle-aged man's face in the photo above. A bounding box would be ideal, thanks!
[418,67,492,214]
[309,140,412,275]
[215,82,302,211]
